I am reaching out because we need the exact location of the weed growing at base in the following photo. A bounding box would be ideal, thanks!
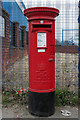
[55,88,78,106]
[2,88,78,107]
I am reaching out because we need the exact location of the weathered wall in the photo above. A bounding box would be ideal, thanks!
[3,53,78,93]
[55,53,78,93]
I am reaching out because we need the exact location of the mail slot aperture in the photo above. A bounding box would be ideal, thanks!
[32,23,52,31]
[33,24,51,28]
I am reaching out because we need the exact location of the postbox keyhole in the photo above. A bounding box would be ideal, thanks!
[51,51,52,54]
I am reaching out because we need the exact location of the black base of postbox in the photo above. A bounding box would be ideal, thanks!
[28,90,55,117]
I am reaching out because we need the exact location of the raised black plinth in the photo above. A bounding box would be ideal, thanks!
[28,90,55,117]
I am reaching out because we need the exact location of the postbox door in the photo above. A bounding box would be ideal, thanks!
[29,23,55,93]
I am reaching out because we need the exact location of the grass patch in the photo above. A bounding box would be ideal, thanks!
[55,88,78,106]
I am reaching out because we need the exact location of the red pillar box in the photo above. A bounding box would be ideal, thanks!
[24,7,59,116]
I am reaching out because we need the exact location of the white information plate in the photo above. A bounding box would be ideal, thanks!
[38,49,45,52]
[37,32,46,47]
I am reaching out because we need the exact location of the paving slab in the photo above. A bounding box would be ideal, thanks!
[2,104,78,118]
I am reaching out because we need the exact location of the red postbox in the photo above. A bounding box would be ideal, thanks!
[24,7,59,116]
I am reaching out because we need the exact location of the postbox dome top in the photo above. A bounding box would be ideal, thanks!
[24,7,59,21]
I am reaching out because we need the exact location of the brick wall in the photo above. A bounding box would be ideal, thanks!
[2,9,27,72]
[2,9,10,71]
[55,45,78,53]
